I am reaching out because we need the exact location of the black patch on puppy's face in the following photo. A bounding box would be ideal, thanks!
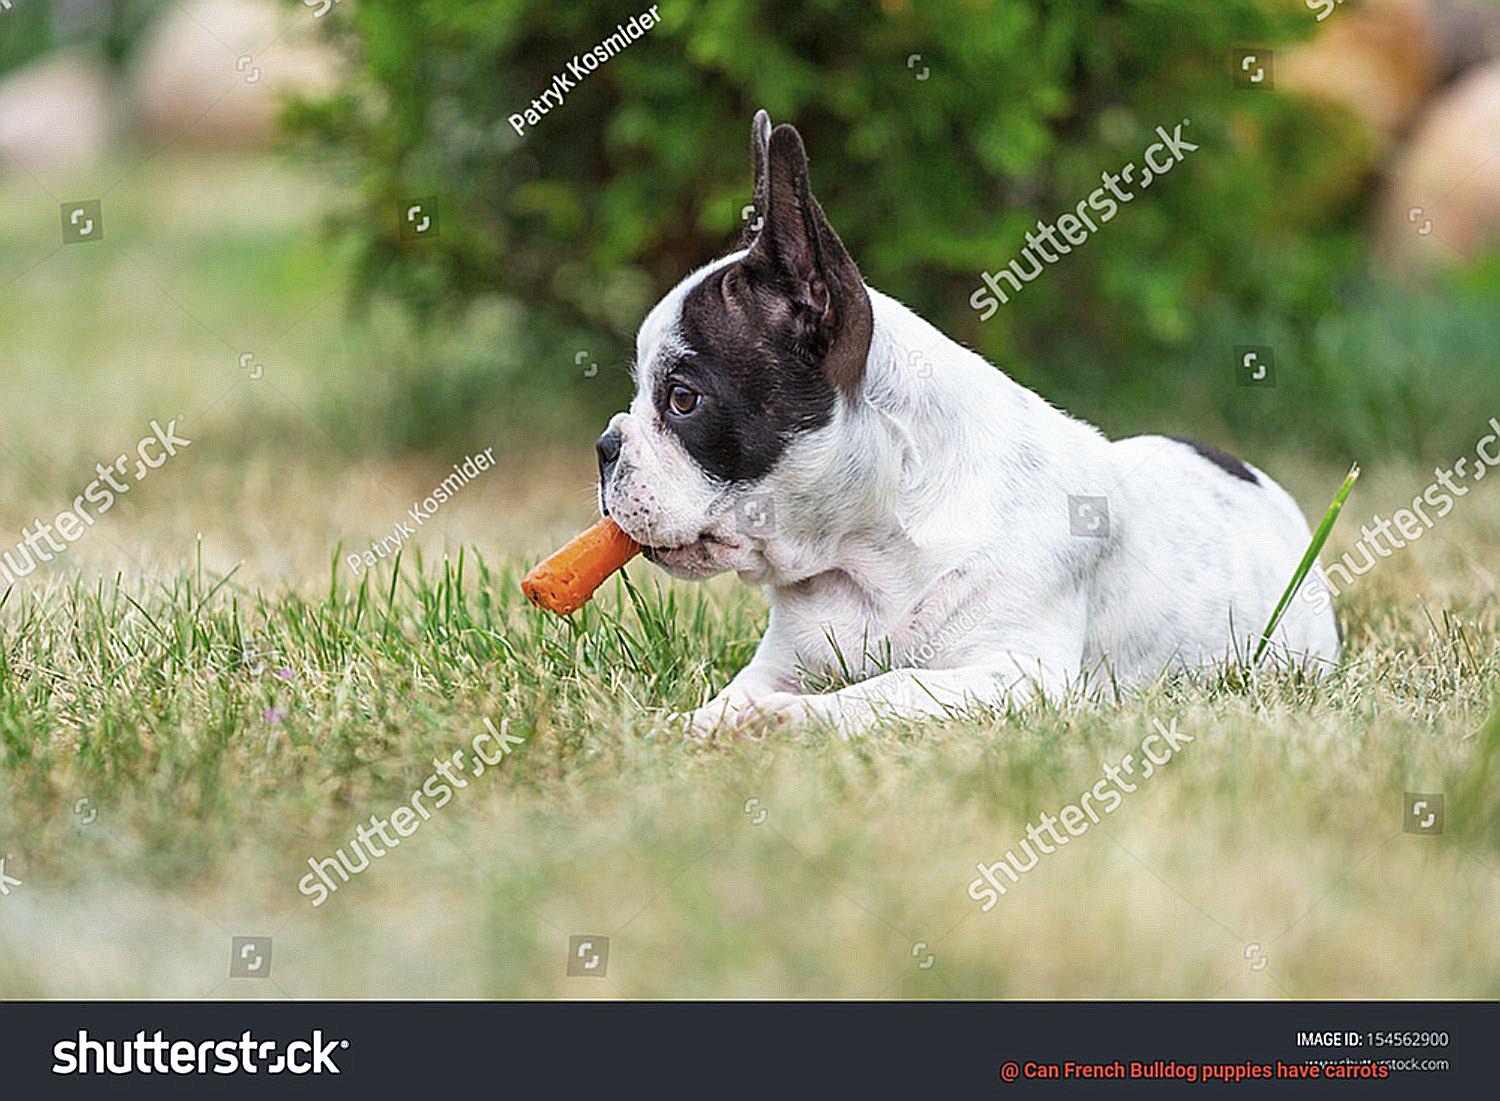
[650,111,871,487]
[662,264,840,484]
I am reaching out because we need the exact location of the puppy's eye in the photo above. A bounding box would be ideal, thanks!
[668,384,700,416]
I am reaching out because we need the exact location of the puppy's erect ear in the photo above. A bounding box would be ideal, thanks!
[743,121,873,398]
[744,109,772,246]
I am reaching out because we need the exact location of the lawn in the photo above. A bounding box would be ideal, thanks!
[1,157,1498,999]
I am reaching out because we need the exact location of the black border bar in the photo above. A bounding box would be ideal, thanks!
[2,1000,1491,1096]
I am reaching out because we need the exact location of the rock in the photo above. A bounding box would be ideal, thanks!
[1280,0,1441,149]
[1432,0,1500,81]
[0,49,116,179]
[130,0,341,150]
[1377,60,1500,267]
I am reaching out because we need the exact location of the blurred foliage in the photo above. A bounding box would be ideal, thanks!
[283,0,1497,459]
[0,0,170,76]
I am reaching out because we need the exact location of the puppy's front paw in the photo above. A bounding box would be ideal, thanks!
[738,691,849,736]
[673,699,740,739]
[671,690,814,739]
[672,686,766,738]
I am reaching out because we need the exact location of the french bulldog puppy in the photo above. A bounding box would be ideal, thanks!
[596,111,1341,737]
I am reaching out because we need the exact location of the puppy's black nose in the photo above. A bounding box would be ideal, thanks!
[595,428,623,488]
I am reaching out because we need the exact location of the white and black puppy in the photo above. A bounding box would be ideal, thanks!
[596,111,1341,737]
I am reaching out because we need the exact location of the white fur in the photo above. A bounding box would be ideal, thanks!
[605,266,1342,738]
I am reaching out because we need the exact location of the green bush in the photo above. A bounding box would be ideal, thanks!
[286,0,1498,457]
[0,0,171,77]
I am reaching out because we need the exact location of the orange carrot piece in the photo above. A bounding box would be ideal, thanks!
[521,516,642,616]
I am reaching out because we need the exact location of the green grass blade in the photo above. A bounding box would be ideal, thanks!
[1253,464,1360,665]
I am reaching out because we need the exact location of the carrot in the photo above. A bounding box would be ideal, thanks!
[521,516,642,615]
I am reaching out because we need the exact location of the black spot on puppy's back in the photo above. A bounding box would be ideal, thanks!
[1168,436,1260,485]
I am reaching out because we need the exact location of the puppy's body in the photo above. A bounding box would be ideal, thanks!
[598,114,1340,736]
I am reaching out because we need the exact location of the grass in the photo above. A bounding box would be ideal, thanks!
[1254,463,1359,665]
[1,488,1498,998]
[1,156,1499,999]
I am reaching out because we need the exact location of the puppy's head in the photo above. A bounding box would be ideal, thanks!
[597,111,873,580]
